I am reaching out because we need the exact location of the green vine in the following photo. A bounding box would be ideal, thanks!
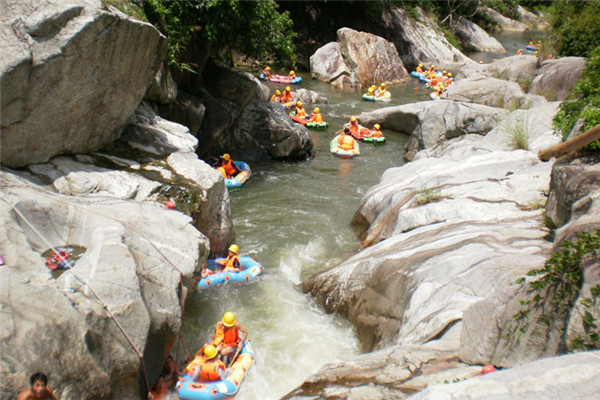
[511,229,600,350]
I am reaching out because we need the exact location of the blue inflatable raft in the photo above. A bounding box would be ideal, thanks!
[198,256,264,288]
[176,341,255,400]
[224,161,251,190]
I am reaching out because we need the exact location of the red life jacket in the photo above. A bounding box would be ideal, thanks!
[214,322,241,347]
[222,160,237,176]
[349,122,359,135]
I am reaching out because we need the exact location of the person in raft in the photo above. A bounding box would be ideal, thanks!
[348,116,360,135]
[288,70,296,79]
[281,86,294,102]
[372,124,383,138]
[262,66,271,77]
[148,355,179,399]
[212,311,248,365]
[416,63,424,73]
[270,89,282,103]
[185,345,226,383]
[17,372,58,400]
[219,244,241,272]
[217,153,241,179]
[294,101,307,118]
[309,107,323,123]
[375,82,388,97]
[338,127,357,150]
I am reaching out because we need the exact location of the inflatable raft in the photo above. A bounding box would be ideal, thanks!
[526,45,536,51]
[363,135,386,144]
[362,92,391,102]
[330,135,359,158]
[260,73,302,84]
[289,110,308,126]
[290,111,328,129]
[430,92,440,100]
[224,162,251,189]
[344,124,374,140]
[176,342,254,400]
[199,256,264,288]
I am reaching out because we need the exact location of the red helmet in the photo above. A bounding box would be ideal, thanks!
[481,365,496,375]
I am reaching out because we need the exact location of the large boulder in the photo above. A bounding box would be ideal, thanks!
[183,62,313,161]
[456,55,539,82]
[382,6,474,69]
[0,170,208,399]
[530,57,586,101]
[453,16,505,53]
[311,28,408,89]
[0,0,167,167]
[480,6,529,32]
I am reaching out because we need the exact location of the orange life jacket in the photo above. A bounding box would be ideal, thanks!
[372,129,382,138]
[270,94,281,102]
[338,135,355,150]
[281,91,293,102]
[349,122,359,135]
[311,113,323,123]
[193,357,225,382]
[213,322,241,347]
[295,107,306,117]
[222,254,240,272]
[263,69,271,76]
[222,160,237,177]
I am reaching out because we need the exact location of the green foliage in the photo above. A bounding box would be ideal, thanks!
[512,229,600,350]
[553,46,600,151]
[414,186,445,205]
[549,0,600,58]
[102,0,147,21]
[143,0,296,69]
[487,0,521,20]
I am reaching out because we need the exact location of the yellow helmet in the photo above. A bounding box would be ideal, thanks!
[442,70,447,74]
[350,116,356,122]
[204,344,218,360]
[275,90,281,95]
[374,124,380,130]
[418,64,423,67]
[265,66,271,71]
[448,73,452,77]
[285,86,291,91]
[222,311,236,327]
[314,107,320,113]
[380,83,386,87]
[223,153,231,161]
[228,244,239,254]
[289,70,295,75]
[297,101,303,106]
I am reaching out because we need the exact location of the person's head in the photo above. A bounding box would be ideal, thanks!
[29,372,48,397]
[314,107,320,113]
[223,153,231,161]
[289,70,295,75]
[204,344,218,360]
[374,124,380,130]
[297,101,303,107]
[265,66,270,71]
[350,116,357,124]
[379,83,386,88]
[343,127,350,135]
[448,73,452,77]
[285,86,291,92]
[228,244,239,255]
[418,63,423,67]
[275,90,281,95]
[222,311,236,327]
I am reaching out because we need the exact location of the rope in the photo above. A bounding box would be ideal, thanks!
[1,195,195,393]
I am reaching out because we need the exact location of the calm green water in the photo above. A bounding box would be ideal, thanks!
[180,77,427,399]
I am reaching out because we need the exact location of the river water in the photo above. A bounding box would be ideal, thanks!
[179,30,539,398]
[179,78,428,399]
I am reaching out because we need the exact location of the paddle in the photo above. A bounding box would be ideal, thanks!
[228,331,248,368]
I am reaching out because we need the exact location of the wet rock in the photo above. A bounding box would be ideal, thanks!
[481,7,529,32]
[0,0,167,168]
[310,42,355,89]
[295,88,329,105]
[456,55,538,82]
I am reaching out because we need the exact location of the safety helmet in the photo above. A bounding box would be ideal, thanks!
[285,86,291,91]
[374,124,380,130]
[418,64,423,67]
[350,116,357,122]
[289,70,295,75]
[481,365,496,375]
[204,344,218,360]
[265,66,271,71]
[223,153,231,161]
[228,244,239,254]
[380,83,386,87]
[222,311,236,327]
[442,70,447,74]
[297,101,303,106]
[275,90,281,95]
[314,107,320,113]
[448,73,452,77]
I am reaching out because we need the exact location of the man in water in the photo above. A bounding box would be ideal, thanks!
[17,372,58,400]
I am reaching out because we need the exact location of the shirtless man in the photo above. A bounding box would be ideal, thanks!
[17,372,58,400]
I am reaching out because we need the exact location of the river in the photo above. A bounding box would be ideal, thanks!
[179,29,540,398]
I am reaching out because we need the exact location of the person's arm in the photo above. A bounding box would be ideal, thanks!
[16,390,30,400]
[212,324,224,348]
[232,161,242,173]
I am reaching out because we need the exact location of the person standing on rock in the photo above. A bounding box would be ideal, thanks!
[17,372,58,400]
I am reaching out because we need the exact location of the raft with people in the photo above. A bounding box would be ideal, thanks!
[344,124,375,141]
[362,92,391,102]
[223,161,251,189]
[330,134,360,158]
[176,341,255,400]
[199,256,264,288]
